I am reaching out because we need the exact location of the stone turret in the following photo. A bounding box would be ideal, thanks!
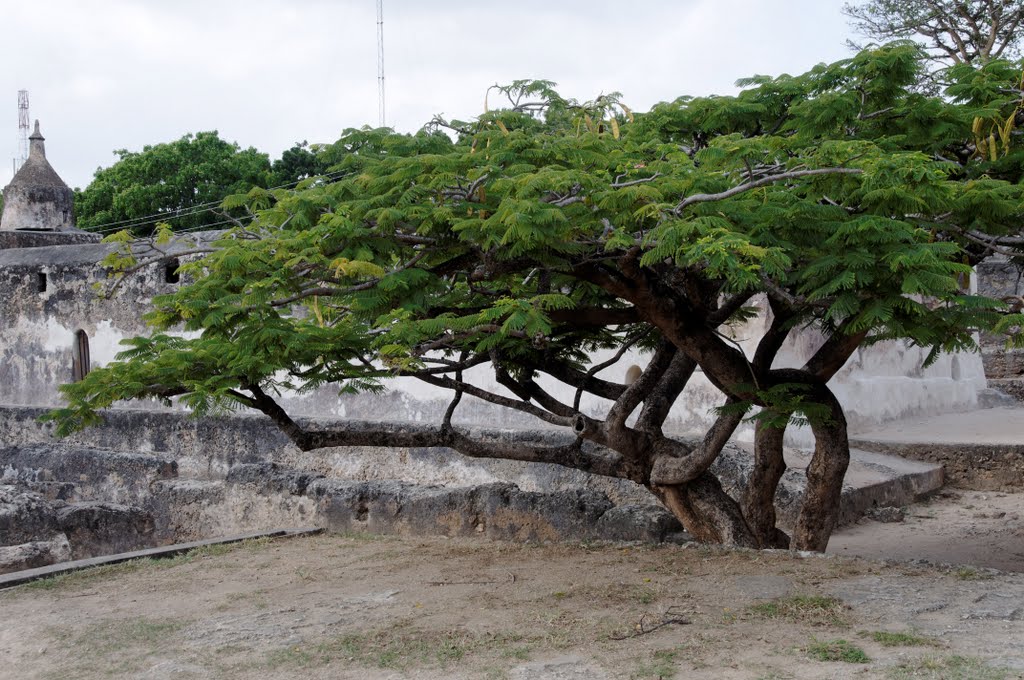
[1,121,76,232]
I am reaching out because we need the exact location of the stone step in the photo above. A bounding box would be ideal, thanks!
[0,528,321,589]
[851,407,1024,490]
[189,468,685,544]
[987,378,1024,402]
[1,484,155,560]
[0,536,71,575]
[0,443,178,504]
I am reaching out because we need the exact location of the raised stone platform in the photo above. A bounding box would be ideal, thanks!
[850,407,1024,490]
[0,405,947,572]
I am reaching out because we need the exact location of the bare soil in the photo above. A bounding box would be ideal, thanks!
[1,490,1022,680]
[829,489,1024,572]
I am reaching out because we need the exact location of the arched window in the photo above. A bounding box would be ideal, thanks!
[72,330,90,382]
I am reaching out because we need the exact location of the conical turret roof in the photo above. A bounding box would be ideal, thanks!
[7,121,69,190]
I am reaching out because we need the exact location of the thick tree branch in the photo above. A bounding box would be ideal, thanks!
[673,168,863,214]
[242,382,637,480]
[635,352,698,433]
[649,402,746,485]
[606,339,676,432]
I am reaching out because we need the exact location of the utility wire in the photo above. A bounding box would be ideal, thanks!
[84,169,354,235]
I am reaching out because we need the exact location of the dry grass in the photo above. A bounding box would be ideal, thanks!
[748,595,849,627]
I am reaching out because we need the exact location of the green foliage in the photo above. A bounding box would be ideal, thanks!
[75,131,273,235]
[865,630,936,647]
[48,46,1024,444]
[806,638,870,663]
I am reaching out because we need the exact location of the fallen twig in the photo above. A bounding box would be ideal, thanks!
[425,571,516,586]
[609,606,691,640]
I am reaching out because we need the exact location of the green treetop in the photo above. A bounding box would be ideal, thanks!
[75,131,274,236]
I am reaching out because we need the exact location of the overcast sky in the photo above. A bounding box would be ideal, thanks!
[0,0,855,190]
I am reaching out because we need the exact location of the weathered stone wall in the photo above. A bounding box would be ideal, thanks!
[0,230,101,250]
[0,243,178,406]
[977,256,1024,300]
[0,185,75,232]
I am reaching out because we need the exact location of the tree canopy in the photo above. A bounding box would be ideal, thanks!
[75,131,274,236]
[844,0,1024,65]
[49,45,1024,551]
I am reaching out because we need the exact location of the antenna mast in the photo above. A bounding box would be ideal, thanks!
[15,90,29,173]
[376,0,386,127]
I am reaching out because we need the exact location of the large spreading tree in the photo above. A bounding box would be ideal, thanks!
[844,0,1024,64]
[50,45,1024,551]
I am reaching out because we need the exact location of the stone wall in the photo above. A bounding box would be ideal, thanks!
[0,243,177,406]
[0,230,101,250]
[977,256,1024,300]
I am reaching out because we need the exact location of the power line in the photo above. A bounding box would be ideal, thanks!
[85,169,354,235]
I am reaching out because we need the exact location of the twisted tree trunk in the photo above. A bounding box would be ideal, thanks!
[742,416,791,549]
[791,388,849,551]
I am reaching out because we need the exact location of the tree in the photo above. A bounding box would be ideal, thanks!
[75,131,273,236]
[48,46,1024,552]
[844,0,1024,65]
[270,141,331,188]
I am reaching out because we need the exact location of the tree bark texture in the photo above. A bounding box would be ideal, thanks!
[653,473,758,548]
[791,389,850,551]
[742,416,791,549]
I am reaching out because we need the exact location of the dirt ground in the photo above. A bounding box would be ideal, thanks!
[829,489,1024,572]
[1,491,1023,680]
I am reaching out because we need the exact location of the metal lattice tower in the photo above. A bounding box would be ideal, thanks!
[377,0,386,127]
[15,90,29,173]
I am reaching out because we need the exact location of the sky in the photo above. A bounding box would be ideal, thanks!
[0,0,855,191]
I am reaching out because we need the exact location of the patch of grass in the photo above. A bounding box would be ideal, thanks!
[954,567,992,581]
[21,537,273,592]
[806,638,870,663]
[634,586,658,605]
[52,616,188,653]
[887,655,1010,679]
[863,630,937,647]
[264,627,531,671]
[42,616,191,679]
[749,595,848,627]
[632,648,682,679]
[545,583,659,607]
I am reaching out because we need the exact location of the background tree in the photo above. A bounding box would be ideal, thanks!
[270,141,331,188]
[50,46,1024,552]
[844,0,1024,65]
[75,131,274,236]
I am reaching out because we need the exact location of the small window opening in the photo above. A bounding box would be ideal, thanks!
[37,271,47,293]
[164,258,180,284]
[72,330,91,382]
